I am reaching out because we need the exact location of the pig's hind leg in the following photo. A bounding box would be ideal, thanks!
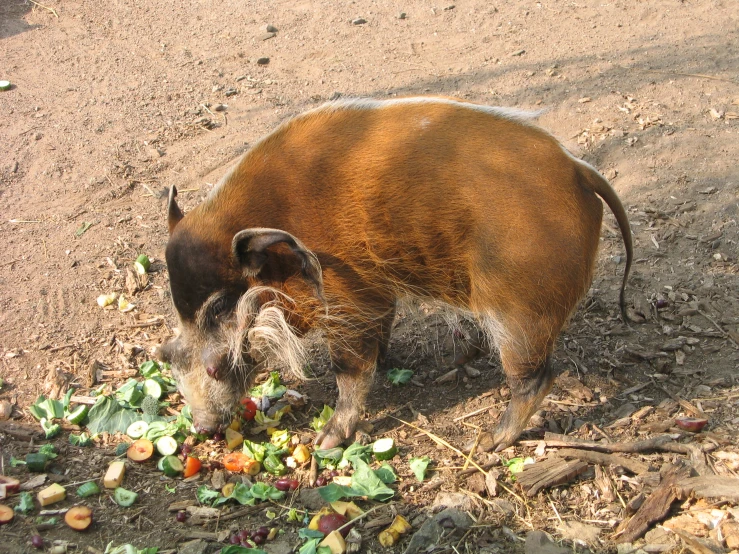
[315,306,396,450]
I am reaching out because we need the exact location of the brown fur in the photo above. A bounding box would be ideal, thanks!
[161,97,632,449]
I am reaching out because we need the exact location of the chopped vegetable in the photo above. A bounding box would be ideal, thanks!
[263,453,287,476]
[69,432,93,447]
[409,456,431,482]
[387,368,413,385]
[14,492,34,514]
[65,404,89,425]
[311,405,334,432]
[142,379,162,400]
[134,254,150,274]
[161,455,184,478]
[127,439,154,462]
[65,505,93,531]
[221,482,235,498]
[372,438,397,461]
[155,436,178,456]
[183,456,202,478]
[126,421,149,439]
[113,487,138,507]
[25,453,48,473]
[40,418,61,439]
[0,81,11,91]
[37,483,66,506]
[76,482,101,498]
[378,514,412,547]
[675,416,708,432]
[330,501,363,521]
[104,461,126,489]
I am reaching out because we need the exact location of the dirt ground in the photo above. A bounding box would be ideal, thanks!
[1,0,738,552]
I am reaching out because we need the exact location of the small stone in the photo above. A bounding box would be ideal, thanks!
[351,18,367,25]
[177,539,210,554]
[525,531,570,554]
[329,91,342,101]
[224,88,238,97]
[34,132,43,140]
[256,57,270,65]
[398,12,407,19]
[213,104,227,112]
[612,402,636,419]
[431,491,473,512]
[298,488,325,511]
[259,32,276,41]
[264,24,278,33]
[510,49,526,56]
[444,4,455,10]
[558,521,601,545]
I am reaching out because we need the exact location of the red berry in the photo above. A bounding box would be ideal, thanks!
[212,432,225,442]
[315,476,327,487]
[229,533,240,544]
[252,534,265,545]
[256,526,269,537]
[31,536,44,549]
[237,530,250,541]
[175,511,188,523]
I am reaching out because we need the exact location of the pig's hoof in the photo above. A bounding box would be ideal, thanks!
[314,414,358,450]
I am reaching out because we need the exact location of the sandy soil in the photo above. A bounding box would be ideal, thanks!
[1,0,738,552]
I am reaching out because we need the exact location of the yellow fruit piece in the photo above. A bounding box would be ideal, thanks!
[221,482,235,498]
[243,459,261,476]
[318,530,347,554]
[332,475,352,487]
[225,428,243,450]
[330,500,364,521]
[378,514,412,547]
[37,483,66,506]
[104,461,126,489]
[228,419,241,431]
[293,443,311,464]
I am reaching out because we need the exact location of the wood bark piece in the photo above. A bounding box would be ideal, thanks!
[557,448,649,474]
[669,527,720,554]
[516,457,588,496]
[675,476,739,502]
[594,465,615,502]
[615,462,692,543]
[0,421,42,441]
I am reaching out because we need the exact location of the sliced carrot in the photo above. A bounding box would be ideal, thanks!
[183,456,202,478]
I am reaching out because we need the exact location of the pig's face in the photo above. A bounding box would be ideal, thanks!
[158,291,254,435]
[162,187,324,434]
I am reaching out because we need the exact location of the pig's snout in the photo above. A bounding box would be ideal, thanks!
[193,420,223,436]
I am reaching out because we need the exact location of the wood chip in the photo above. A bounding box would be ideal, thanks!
[557,448,649,474]
[516,457,588,496]
[615,462,692,543]
[675,476,739,502]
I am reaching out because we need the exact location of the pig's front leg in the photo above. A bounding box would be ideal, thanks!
[315,309,395,449]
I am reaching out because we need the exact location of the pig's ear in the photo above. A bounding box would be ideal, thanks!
[167,186,184,234]
[232,228,324,299]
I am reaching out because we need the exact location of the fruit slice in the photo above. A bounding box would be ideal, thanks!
[26,453,48,472]
[221,482,235,498]
[64,506,93,531]
[127,439,154,462]
[0,504,14,525]
[126,421,149,439]
[37,483,66,506]
[319,530,347,554]
[318,512,349,537]
[675,417,708,432]
[155,436,178,456]
[372,438,397,461]
[0,81,11,92]
[222,452,249,472]
[76,481,101,498]
[142,379,162,400]
[0,476,21,496]
[113,487,138,507]
[103,461,126,489]
[293,443,311,464]
[183,456,202,478]
[161,455,184,478]
[225,428,243,450]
